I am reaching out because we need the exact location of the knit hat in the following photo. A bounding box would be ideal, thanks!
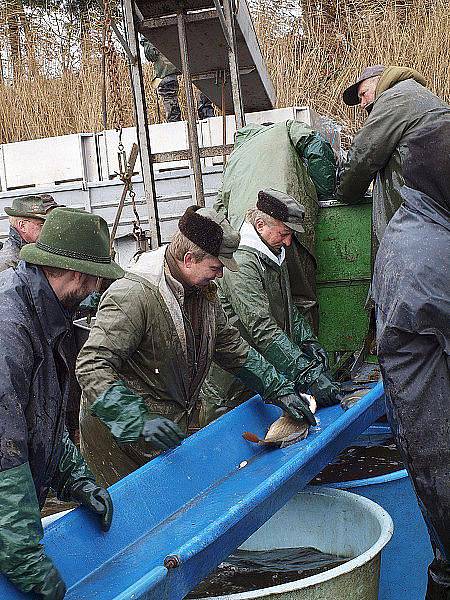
[257,189,305,233]
[178,206,240,272]
[5,194,60,219]
[20,207,124,280]
[343,65,385,106]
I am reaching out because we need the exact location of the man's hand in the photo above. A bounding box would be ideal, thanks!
[33,565,66,600]
[308,374,341,408]
[142,417,187,451]
[70,480,113,532]
[271,393,317,426]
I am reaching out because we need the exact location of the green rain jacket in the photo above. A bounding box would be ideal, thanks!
[337,71,450,242]
[76,245,294,487]
[199,223,329,425]
[214,120,336,258]
[213,120,336,322]
[142,39,179,80]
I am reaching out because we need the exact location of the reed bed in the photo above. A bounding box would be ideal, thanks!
[0,0,448,145]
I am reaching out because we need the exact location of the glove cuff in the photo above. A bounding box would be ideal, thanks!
[90,381,149,443]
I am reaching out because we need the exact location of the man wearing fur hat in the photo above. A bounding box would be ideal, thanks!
[337,65,450,243]
[0,194,59,272]
[200,189,342,425]
[76,207,316,487]
[0,208,124,599]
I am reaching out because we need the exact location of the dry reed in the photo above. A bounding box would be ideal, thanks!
[0,0,448,145]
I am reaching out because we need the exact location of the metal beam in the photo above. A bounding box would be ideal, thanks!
[223,0,245,129]
[151,144,234,163]
[176,10,205,207]
[212,0,232,49]
[122,0,161,249]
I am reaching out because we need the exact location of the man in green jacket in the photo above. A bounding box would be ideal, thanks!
[337,64,450,242]
[76,206,316,487]
[200,189,341,425]
[141,38,214,122]
[214,120,337,331]
[0,208,123,599]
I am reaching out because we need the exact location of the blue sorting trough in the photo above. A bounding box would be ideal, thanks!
[0,383,385,600]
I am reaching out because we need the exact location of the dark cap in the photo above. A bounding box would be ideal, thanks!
[257,189,305,233]
[343,65,385,106]
[178,206,240,272]
[5,194,60,220]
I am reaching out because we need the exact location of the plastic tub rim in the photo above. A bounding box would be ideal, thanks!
[327,468,409,490]
[195,487,394,600]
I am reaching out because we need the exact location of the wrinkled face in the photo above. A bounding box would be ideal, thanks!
[17,217,45,243]
[357,76,380,111]
[183,254,224,287]
[256,219,293,250]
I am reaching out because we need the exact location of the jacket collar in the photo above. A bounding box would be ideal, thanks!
[9,226,25,250]
[239,222,286,267]
[18,262,71,346]
[129,245,188,357]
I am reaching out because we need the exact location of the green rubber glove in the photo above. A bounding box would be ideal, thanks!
[0,463,67,598]
[34,565,66,599]
[308,374,341,408]
[141,417,187,451]
[271,393,317,426]
[78,291,101,314]
[70,479,113,532]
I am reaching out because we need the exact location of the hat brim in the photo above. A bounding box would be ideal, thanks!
[20,243,125,280]
[218,255,239,272]
[342,82,360,106]
[284,221,304,233]
[4,207,47,220]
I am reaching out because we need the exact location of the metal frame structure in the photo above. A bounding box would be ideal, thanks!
[121,0,248,229]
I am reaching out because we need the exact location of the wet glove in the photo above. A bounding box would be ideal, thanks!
[0,462,67,599]
[70,479,113,532]
[308,374,341,408]
[141,417,187,451]
[34,565,66,600]
[271,393,317,426]
[78,291,101,315]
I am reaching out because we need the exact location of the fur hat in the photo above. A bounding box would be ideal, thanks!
[178,206,240,271]
[257,189,305,233]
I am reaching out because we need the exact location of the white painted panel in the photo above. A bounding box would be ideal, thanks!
[2,134,84,189]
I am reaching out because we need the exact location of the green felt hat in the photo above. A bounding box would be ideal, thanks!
[5,194,59,219]
[20,207,124,280]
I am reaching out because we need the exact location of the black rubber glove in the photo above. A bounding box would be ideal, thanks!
[70,479,113,532]
[308,374,341,408]
[141,417,187,451]
[34,565,66,600]
[271,393,317,426]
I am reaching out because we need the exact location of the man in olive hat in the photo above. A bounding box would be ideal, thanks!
[0,207,124,599]
[0,193,59,272]
[337,64,450,243]
[76,206,315,487]
[200,189,342,425]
